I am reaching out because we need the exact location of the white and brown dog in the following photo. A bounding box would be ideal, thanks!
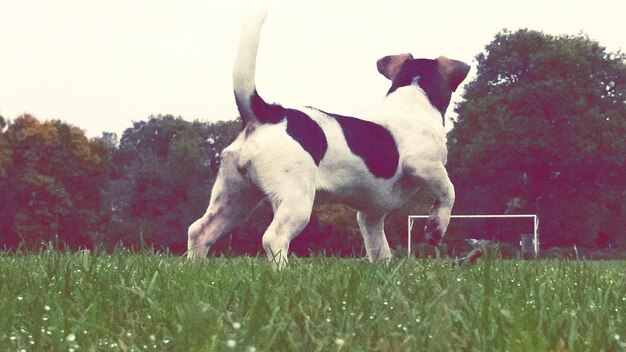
[188,7,470,268]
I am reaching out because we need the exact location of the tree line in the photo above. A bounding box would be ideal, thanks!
[1,29,625,255]
[0,114,382,255]
[448,30,626,250]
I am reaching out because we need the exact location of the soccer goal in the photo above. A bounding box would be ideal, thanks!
[407,214,539,257]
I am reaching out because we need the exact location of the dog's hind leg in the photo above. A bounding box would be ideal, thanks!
[249,156,316,269]
[404,160,455,245]
[357,212,392,262]
[187,154,262,259]
[260,181,315,270]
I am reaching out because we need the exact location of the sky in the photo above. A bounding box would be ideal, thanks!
[1,0,625,138]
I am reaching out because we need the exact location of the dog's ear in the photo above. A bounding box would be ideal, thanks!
[436,56,471,92]
[377,53,413,81]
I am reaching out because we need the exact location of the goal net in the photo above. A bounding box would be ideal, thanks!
[407,214,539,258]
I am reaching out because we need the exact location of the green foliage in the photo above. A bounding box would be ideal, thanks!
[449,29,626,247]
[107,115,240,251]
[0,115,8,179]
[0,252,624,351]
[0,115,110,249]
[0,113,375,255]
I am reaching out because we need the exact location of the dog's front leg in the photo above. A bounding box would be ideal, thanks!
[404,160,455,245]
[356,212,392,262]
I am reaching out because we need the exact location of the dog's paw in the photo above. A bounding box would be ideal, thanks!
[424,218,444,246]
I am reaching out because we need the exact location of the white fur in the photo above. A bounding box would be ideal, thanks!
[188,8,461,269]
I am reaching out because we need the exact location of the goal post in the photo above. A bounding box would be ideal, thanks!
[407,214,539,257]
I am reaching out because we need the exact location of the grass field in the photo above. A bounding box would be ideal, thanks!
[0,250,624,351]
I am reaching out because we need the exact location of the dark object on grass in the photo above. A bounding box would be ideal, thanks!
[451,247,484,267]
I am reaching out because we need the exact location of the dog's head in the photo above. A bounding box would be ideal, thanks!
[377,54,470,118]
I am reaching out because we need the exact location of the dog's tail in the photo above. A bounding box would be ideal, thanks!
[233,3,271,126]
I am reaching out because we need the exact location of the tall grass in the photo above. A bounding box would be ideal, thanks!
[0,249,624,351]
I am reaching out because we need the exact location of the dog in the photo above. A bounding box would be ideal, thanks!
[188,7,470,268]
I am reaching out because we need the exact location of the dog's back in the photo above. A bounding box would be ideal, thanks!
[229,7,404,204]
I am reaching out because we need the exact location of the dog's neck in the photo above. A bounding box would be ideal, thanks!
[381,86,445,126]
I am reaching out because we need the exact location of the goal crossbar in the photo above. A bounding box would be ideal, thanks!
[407,214,539,257]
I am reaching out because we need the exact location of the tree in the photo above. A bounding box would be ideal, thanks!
[0,115,14,248]
[0,115,111,249]
[107,115,240,251]
[448,29,626,248]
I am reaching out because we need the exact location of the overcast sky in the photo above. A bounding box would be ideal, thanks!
[1,0,625,137]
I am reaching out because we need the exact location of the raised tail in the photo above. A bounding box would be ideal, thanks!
[233,4,269,125]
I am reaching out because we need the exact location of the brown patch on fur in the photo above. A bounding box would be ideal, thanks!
[436,56,471,92]
[377,53,414,81]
